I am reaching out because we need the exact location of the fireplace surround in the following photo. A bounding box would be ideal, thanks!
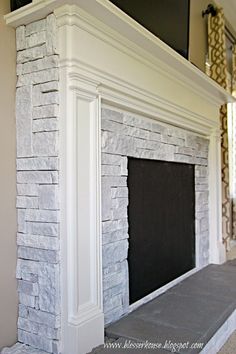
[4,1,235,353]
[101,105,209,324]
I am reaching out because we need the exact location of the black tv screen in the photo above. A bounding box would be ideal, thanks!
[109,0,190,59]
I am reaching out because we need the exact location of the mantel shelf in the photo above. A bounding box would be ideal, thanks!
[5,0,235,108]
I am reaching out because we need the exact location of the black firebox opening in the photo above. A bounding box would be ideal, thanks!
[128,158,195,304]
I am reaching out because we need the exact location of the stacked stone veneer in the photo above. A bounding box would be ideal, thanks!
[101,106,209,325]
[14,15,60,354]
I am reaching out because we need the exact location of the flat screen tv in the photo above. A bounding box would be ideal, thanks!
[109,0,190,59]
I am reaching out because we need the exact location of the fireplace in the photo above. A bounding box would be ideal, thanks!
[101,106,209,325]
[4,2,232,353]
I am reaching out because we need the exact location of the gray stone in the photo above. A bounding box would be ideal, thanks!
[103,259,127,277]
[167,126,186,139]
[17,234,59,251]
[161,134,185,146]
[19,304,29,319]
[112,207,127,220]
[111,187,128,198]
[38,263,60,314]
[17,184,39,197]
[103,229,128,245]
[17,171,58,184]
[102,176,127,187]
[123,114,152,131]
[101,153,122,165]
[102,131,136,156]
[16,26,26,51]
[103,240,128,268]
[21,56,58,75]
[18,280,39,296]
[33,86,59,107]
[101,119,125,133]
[176,146,195,156]
[18,247,59,264]
[195,166,208,177]
[39,185,59,210]
[26,222,59,237]
[104,306,124,326]
[32,118,59,133]
[1,342,49,354]
[17,157,59,171]
[102,107,123,123]
[149,132,161,141]
[19,294,36,308]
[196,191,209,206]
[195,176,208,185]
[32,132,59,157]
[46,14,58,55]
[38,81,59,93]
[28,308,60,328]
[174,154,193,164]
[25,19,46,36]
[151,122,167,134]
[26,31,46,49]
[16,196,38,209]
[112,198,128,210]
[17,68,59,87]
[16,86,32,157]
[33,104,59,119]
[101,165,121,176]
[16,259,39,279]
[128,127,150,139]
[16,63,23,75]
[120,157,128,176]
[18,329,52,353]
[102,218,128,234]
[17,45,47,64]
[101,182,112,221]
[25,209,59,223]
[103,293,123,313]
[18,209,26,233]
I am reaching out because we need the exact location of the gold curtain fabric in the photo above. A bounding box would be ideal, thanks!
[231,46,236,240]
[207,8,232,248]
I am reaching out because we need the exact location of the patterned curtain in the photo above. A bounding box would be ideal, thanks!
[231,46,236,240]
[207,7,232,248]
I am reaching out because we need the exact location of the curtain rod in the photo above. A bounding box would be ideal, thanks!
[202,4,217,18]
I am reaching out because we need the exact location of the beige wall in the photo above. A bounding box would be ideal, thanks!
[189,0,236,73]
[0,0,17,349]
[189,0,209,72]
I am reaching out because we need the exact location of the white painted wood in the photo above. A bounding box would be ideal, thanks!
[55,4,232,353]
[209,129,226,264]
[59,66,104,354]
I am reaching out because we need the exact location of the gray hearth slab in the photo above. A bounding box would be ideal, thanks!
[106,262,236,354]
[105,316,203,352]
[88,337,172,354]
[169,265,236,302]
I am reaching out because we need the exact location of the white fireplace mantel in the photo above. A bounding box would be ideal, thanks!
[5,2,235,354]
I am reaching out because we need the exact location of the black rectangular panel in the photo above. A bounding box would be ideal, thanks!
[128,158,195,304]
[109,0,190,58]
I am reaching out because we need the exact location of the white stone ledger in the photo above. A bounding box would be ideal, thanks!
[15,14,60,354]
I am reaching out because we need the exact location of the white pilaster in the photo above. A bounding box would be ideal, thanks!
[60,68,104,354]
[209,129,226,264]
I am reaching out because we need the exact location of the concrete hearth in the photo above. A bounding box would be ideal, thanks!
[95,260,236,354]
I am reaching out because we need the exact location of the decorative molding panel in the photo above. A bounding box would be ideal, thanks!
[55,4,231,354]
